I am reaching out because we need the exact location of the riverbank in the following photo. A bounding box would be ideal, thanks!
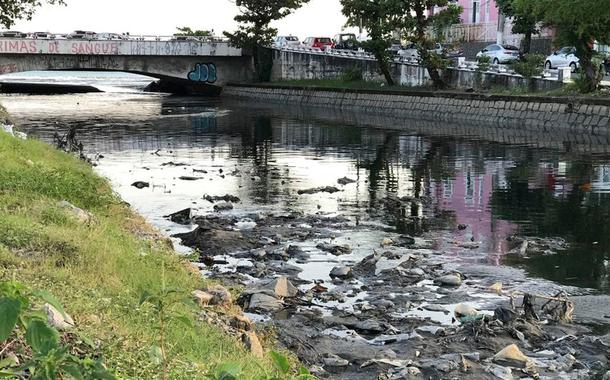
[0,117,278,378]
[224,83,610,131]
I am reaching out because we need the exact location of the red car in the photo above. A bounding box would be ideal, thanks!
[303,37,334,50]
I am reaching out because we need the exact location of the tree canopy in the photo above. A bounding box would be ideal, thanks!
[495,0,541,53]
[341,0,409,86]
[224,0,310,81]
[175,27,213,37]
[519,0,610,91]
[0,0,64,28]
[342,0,461,88]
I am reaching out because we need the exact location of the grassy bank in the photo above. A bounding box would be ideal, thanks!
[0,122,271,378]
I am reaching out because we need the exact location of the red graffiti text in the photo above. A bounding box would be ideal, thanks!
[70,42,119,55]
[0,40,37,53]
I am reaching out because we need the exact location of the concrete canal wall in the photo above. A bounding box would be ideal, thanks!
[270,49,563,92]
[223,84,610,132]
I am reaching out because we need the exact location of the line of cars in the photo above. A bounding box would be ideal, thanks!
[274,34,465,60]
[475,43,610,74]
[0,30,129,40]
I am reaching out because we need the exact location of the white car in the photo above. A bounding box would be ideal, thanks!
[273,36,300,48]
[398,43,443,60]
[545,47,579,72]
[476,44,521,64]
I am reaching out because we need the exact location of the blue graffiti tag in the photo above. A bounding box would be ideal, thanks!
[187,63,217,83]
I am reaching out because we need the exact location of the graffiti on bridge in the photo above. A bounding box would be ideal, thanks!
[187,63,217,83]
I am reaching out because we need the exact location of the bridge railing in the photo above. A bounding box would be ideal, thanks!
[8,34,231,43]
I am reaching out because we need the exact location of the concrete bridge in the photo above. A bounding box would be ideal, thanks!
[0,38,253,95]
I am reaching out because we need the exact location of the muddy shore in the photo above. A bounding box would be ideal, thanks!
[166,184,610,380]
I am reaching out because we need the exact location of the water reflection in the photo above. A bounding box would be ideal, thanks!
[2,93,609,292]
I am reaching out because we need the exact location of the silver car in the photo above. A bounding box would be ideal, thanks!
[544,47,579,72]
[273,36,300,48]
[476,44,521,64]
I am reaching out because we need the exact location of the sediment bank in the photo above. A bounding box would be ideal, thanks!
[224,84,610,132]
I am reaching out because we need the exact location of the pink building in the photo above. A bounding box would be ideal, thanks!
[453,0,499,24]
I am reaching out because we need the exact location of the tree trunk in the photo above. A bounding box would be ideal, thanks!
[420,49,446,89]
[578,42,602,92]
[523,31,532,54]
[376,53,394,86]
[252,44,261,82]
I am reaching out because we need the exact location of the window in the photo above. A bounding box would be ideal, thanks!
[485,0,491,22]
[472,0,480,23]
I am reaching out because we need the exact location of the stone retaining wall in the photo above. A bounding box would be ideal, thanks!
[270,49,563,92]
[223,84,610,132]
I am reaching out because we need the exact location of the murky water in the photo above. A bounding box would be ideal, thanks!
[2,90,609,294]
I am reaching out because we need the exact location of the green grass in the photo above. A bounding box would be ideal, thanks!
[0,127,272,378]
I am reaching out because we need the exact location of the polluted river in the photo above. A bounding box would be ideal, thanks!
[1,75,610,379]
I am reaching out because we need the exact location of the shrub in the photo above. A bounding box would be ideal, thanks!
[511,54,545,79]
[341,67,363,82]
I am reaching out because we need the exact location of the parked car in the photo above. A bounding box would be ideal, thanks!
[333,33,359,50]
[0,31,27,38]
[97,32,126,40]
[67,30,97,39]
[603,56,610,75]
[273,35,300,48]
[29,32,54,39]
[544,46,579,72]
[397,43,443,60]
[442,43,464,59]
[476,44,521,64]
[387,40,403,55]
[303,37,334,50]
[171,35,199,41]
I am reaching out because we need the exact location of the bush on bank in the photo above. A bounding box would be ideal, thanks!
[0,127,272,378]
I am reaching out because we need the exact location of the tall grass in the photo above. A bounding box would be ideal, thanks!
[0,132,269,379]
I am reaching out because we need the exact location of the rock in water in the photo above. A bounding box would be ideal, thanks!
[494,307,517,324]
[323,354,349,367]
[316,243,352,255]
[381,238,394,247]
[265,276,299,298]
[246,293,284,313]
[297,186,340,195]
[131,181,149,189]
[493,344,531,368]
[213,202,234,212]
[164,208,191,225]
[337,177,356,185]
[454,303,481,323]
[435,274,462,287]
[242,331,264,358]
[489,282,503,295]
[330,266,353,280]
[44,304,74,331]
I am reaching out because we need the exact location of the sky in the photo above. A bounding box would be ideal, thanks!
[12,0,353,39]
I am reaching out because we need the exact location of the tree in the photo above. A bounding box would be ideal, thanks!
[522,0,610,92]
[407,0,462,89]
[341,0,408,86]
[0,0,64,28]
[175,27,213,37]
[224,0,310,81]
[495,0,540,54]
